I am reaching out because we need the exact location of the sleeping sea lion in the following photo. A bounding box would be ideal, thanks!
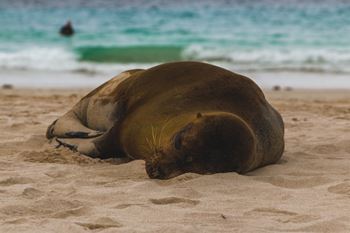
[47,61,284,179]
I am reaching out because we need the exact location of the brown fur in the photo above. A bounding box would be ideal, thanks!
[47,61,284,179]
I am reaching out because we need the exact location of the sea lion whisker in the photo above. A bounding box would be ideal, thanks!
[158,128,163,150]
[145,137,155,154]
[151,125,156,149]
[150,125,161,154]
[157,118,171,150]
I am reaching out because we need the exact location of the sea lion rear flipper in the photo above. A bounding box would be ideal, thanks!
[64,131,104,138]
[47,110,103,139]
[54,123,124,159]
[55,138,77,151]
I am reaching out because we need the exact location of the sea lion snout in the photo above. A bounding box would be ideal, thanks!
[145,160,166,179]
[145,158,183,179]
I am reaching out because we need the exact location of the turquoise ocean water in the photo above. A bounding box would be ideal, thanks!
[1,0,350,75]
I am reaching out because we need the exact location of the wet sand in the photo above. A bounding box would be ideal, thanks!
[0,88,349,232]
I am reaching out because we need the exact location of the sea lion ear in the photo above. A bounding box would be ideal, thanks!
[196,112,202,118]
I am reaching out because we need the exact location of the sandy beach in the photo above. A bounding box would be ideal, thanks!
[0,87,348,232]
[2,0,350,231]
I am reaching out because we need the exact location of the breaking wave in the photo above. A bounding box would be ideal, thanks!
[1,45,350,74]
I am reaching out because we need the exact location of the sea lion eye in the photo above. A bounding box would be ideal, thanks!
[185,156,193,163]
[174,133,182,150]
[179,155,193,165]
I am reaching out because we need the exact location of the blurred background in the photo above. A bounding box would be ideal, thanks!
[1,0,350,88]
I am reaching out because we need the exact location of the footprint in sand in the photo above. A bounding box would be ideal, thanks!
[1,198,87,219]
[10,123,27,129]
[246,208,319,224]
[51,206,88,219]
[183,212,231,224]
[75,217,122,230]
[114,203,146,209]
[22,187,44,199]
[157,173,201,186]
[0,177,34,186]
[338,139,350,153]
[312,144,338,154]
[328,182,350,195]
[149,197,200,207]
[254,176,332,189]
[281,219,348,232]
[168,187,203,199]
[293,151,318,160]
[247,207,298,217]
[3,218,28,225]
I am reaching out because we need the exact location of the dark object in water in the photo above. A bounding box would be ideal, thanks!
[2,84,13,89]
[59,21,74,36]
[272,85,281,91]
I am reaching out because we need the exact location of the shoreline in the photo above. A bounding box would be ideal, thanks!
[1,69,350,90]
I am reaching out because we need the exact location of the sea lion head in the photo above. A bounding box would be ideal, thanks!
[145,113,256,179]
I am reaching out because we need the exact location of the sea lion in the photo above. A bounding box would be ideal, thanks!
[59,20,74,36]
[47,61,284,179]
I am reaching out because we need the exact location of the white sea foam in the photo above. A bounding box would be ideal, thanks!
[0,46,151,75]
[0,46,349,89]
[183,45,350,73]
[1,45,350,75]
[0,47,77,71]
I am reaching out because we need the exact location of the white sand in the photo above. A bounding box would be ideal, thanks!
[0,88,349,232]
[2,70,350,89]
